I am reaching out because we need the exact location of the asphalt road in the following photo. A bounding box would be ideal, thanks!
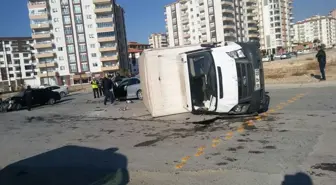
[0,84,335,185]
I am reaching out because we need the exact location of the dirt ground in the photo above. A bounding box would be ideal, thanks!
[264,49,336,84]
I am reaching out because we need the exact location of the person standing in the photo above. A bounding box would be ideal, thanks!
[91,77,99,98]
[24,85,33,111]
[98,78,104,96]
[315,46,327,81]
[102,75,115,105]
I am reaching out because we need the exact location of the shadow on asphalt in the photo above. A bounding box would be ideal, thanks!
[310,73,321,80]
[0,145,129,185]
[281,172,313,185]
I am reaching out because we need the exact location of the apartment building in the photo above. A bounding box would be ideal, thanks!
[293,15,336,48]
[164,0,261,47]
[148,33,168,48]
[0,37,39,92]
[258,0,294,54]
[27,0,128,86]
[330,9,336,19]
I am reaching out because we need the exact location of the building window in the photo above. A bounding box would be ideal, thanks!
[64,26,72,34]
[58,47,63,51]
[90,44,95,48]
[26,72,31,76]
[89,34,94,38]
[81,63,89,72]
[79,44,87,52]
[24,59,30,64]
[63,16,71,24]
[91,53,97,57]
[67,45,75,53]
[75,15,82,23]
[76,24,84,33]
[78,34,85,43]
[74,5,81,14]
[85,5,90,10]
[66,35,74,44]
[80,53,88,62]
[54,18,59,22]
[14,59,20,64]
[62,5,70,14]
[13,54,20,58]
[88,24,93,28]
[59,56,64,60]
[9,74,14,78]
[52,8,58,13]
[23,53,29,57]
[5,48,10,51]
[70,64,77,73]
[60,66,65,70]
[97,32,115,38]
[87,15,92,19]
[93,62,98,67]
[69,54,76,63]
[97,22,113,28]
[55,28,60,32]
[73,0,80,4]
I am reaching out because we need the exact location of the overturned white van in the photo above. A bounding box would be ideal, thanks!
[139,42,269,118]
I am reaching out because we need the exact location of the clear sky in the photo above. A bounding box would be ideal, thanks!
[0,0,335,44]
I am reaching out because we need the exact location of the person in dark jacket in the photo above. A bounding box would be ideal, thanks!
[315,46,327,81]
[24,85,33,111]
[102,75,115,105]
[98,78,104,96]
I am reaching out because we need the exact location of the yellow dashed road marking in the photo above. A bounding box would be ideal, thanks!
[174,93,307,169]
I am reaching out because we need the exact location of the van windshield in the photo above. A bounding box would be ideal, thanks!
[187,51,217,112]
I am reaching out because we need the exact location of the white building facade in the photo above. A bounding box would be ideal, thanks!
[0,37,40,92]
[27,0,128,86]
[149,33,168,48]
[258,0,294,54]
[293,15,336,48]
[164,0,260,47]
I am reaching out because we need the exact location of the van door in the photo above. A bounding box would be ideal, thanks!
[186,51,218,112]
[211,48,239,113]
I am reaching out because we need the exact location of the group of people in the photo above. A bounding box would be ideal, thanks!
[91,74,116,105]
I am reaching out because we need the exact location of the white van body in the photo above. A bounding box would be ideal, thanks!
[139,42,264,118]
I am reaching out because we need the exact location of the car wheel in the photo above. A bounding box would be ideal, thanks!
[48,98,56,105]
[60,92,66,98]
[137,90,143,100]
[15,104,22,111]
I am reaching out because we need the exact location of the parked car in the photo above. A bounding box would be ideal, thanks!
[262,56,271,62]
[43,85,69,98]
[6,88,61,111]
[113,76,127,86]
[114,77,142,100]
[280,53,292,60]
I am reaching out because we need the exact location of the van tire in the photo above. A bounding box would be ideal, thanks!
[137,90,143,100]
[15,103,22,111]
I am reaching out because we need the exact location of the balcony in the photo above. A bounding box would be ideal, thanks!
[37,62,57,68]
[94,6,112,13]
[184,33,190,38]
[96,17,113,23]
[223,17,235,21]
[98,36,116,42]
[36,52,55,58]
[248,27,258,31]
[99,46,117,52]
[32,32,52,39]
[34,42,53,49]
[28,1,47,9]
[222,8,234,14]
[93,0,111,3]
[30,22,51,29]
[38,71,56,78]
[182,19,189,24]
[223,24,235,29]
[181,4,188,10]
[222,0,234,6]
[96,26,114,33]
[183,26,190,31]
[101,65,119,72]
[29,13,48,19]
[101,55,118,62]
[249,33,259,38]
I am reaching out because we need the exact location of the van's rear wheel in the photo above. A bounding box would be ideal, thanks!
[15,103,22,111]
[137,90,143,100]
[48,98,56,105]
